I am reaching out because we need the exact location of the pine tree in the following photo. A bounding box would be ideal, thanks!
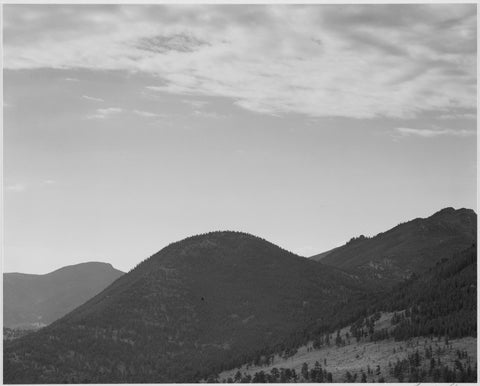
[361,371,367,382]
[301,363,309,381]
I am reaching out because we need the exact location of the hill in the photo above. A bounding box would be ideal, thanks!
[309,246,340,262]
[4,262,124,329]
[217,244,477,382]
[311,207,476,285]
[3,231,365,384]
[376,244,477,341]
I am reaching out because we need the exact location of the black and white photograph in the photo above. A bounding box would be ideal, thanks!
[2,3,478,383]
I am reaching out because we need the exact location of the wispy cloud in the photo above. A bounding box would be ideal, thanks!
[4,4,476,119]
[394,127,476,138]
[438,113,476,120]
[132,109,163,118]
[82,95,104,102]
[6,183,27,192]
[6,181,58,192]
[86,107,123,120]
[193,110,225,119]
[64,77,80,82]
[182,99,209,109]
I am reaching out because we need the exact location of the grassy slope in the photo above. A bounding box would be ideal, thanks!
[218,312,477,382]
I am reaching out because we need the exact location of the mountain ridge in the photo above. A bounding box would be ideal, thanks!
[4,261,124,329]
[310,207,476,285]
[4,261,118,276]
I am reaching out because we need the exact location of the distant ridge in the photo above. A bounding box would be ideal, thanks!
[4,261,124,329]
[311,207,476,285]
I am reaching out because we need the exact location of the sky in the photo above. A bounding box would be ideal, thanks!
[3,4,477,274]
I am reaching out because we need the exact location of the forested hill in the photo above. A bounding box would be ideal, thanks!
[307,242,477,347]
[311,207,476,286]
[4,231,365,384]
[212,244,477,383]
[378,243,477,341]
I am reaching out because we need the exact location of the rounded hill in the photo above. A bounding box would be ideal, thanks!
[4,231,363,383]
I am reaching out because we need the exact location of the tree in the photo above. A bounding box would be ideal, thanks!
[291,369,298,382]
[335,330,342,346]
[414,350,421,367]
[234,371,242,382]
[270,367,279,381]
[301,363,309,381]
[252,371,265,383]
[361,371,367,382]
[345,371,353,382]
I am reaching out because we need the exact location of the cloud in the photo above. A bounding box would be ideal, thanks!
[82,95,104,102]
[64,77,80,82]
[135,33,208,54]
[193,110,225,119]
[394,127,476,138]
[6,181,58,193]
[438,113,476,120]
[132,109,163,118]
[182,99,209,109]
[4,4,477,119]
[6,184,27,192]
[181,98,224,118]
[86,107,123,119]
[87,107,164,119]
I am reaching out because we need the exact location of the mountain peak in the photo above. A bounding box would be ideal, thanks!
[140,230,297,269]
[430,206,476,218]
[170,230,267,246]
[53,261,116,271]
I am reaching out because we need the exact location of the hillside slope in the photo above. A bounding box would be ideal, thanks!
[218,244,477,382]
[4,231,365,384]
[311,207,476,285]
[4,262,124,329]
[378,244,477,341]
[219,322,476,383]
